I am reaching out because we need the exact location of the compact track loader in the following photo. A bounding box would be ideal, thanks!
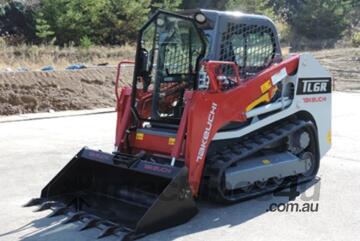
[25,9,332,240]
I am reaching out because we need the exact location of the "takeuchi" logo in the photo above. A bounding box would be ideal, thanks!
[196,102,217,163]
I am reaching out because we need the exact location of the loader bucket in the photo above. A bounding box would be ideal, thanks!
[25,148,197,240]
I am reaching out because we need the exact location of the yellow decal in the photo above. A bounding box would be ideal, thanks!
[168,137,176,145]
[245,93,271,112]
[262,159,271,165]
[261,80,272,93]
[327,129,332,144]
[136,132,144,141]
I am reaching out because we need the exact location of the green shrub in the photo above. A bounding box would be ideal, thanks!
[352,32,360,47]
[0,37,6,48]
[80,36,93,49]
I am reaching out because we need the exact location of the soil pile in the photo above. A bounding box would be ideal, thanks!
[0,67,132,115]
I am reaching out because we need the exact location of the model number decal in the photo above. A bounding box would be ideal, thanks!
[296,78,331,95]
[303,96,327,103]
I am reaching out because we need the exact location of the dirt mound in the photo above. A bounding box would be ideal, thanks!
[0,67,131,115]
[0,48,359,116]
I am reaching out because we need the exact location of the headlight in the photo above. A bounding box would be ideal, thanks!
[156,17,165,27]
[194,12,207,24]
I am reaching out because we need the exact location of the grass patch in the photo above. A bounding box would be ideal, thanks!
[0,43,135,70]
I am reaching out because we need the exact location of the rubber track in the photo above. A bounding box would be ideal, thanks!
[204,118,318,203]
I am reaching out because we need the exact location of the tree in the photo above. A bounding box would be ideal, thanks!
[35,12,54,42]
[35,0,183,46]
[97,0,151,45]
[181,0,227,10]
[0,1,36,43]
[226,0,275,18]
[151,0,181,12]
[347,0,360,31]
[36,0,108,45]
[270,0,350,48]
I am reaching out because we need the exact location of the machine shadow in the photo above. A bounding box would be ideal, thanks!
[147,177,321,240]
[0,213,119,241]
[2,178,320,241]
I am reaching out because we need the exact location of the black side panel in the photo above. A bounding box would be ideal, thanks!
[296,77,332,95]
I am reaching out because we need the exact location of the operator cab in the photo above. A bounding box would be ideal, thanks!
[132,11,206,123]
[132,9,282,125]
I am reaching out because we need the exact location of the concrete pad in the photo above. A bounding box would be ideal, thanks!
[0,92,359,241]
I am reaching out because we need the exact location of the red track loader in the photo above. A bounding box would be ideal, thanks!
[25,9,332,240]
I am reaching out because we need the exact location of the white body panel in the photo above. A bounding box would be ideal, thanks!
[213,53,332,159]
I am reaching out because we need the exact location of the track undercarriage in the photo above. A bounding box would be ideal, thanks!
[202,116,319,203]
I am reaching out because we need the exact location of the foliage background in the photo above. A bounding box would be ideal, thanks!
[0,0,359,50]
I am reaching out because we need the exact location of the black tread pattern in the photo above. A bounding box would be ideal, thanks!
[204,118,318,203]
